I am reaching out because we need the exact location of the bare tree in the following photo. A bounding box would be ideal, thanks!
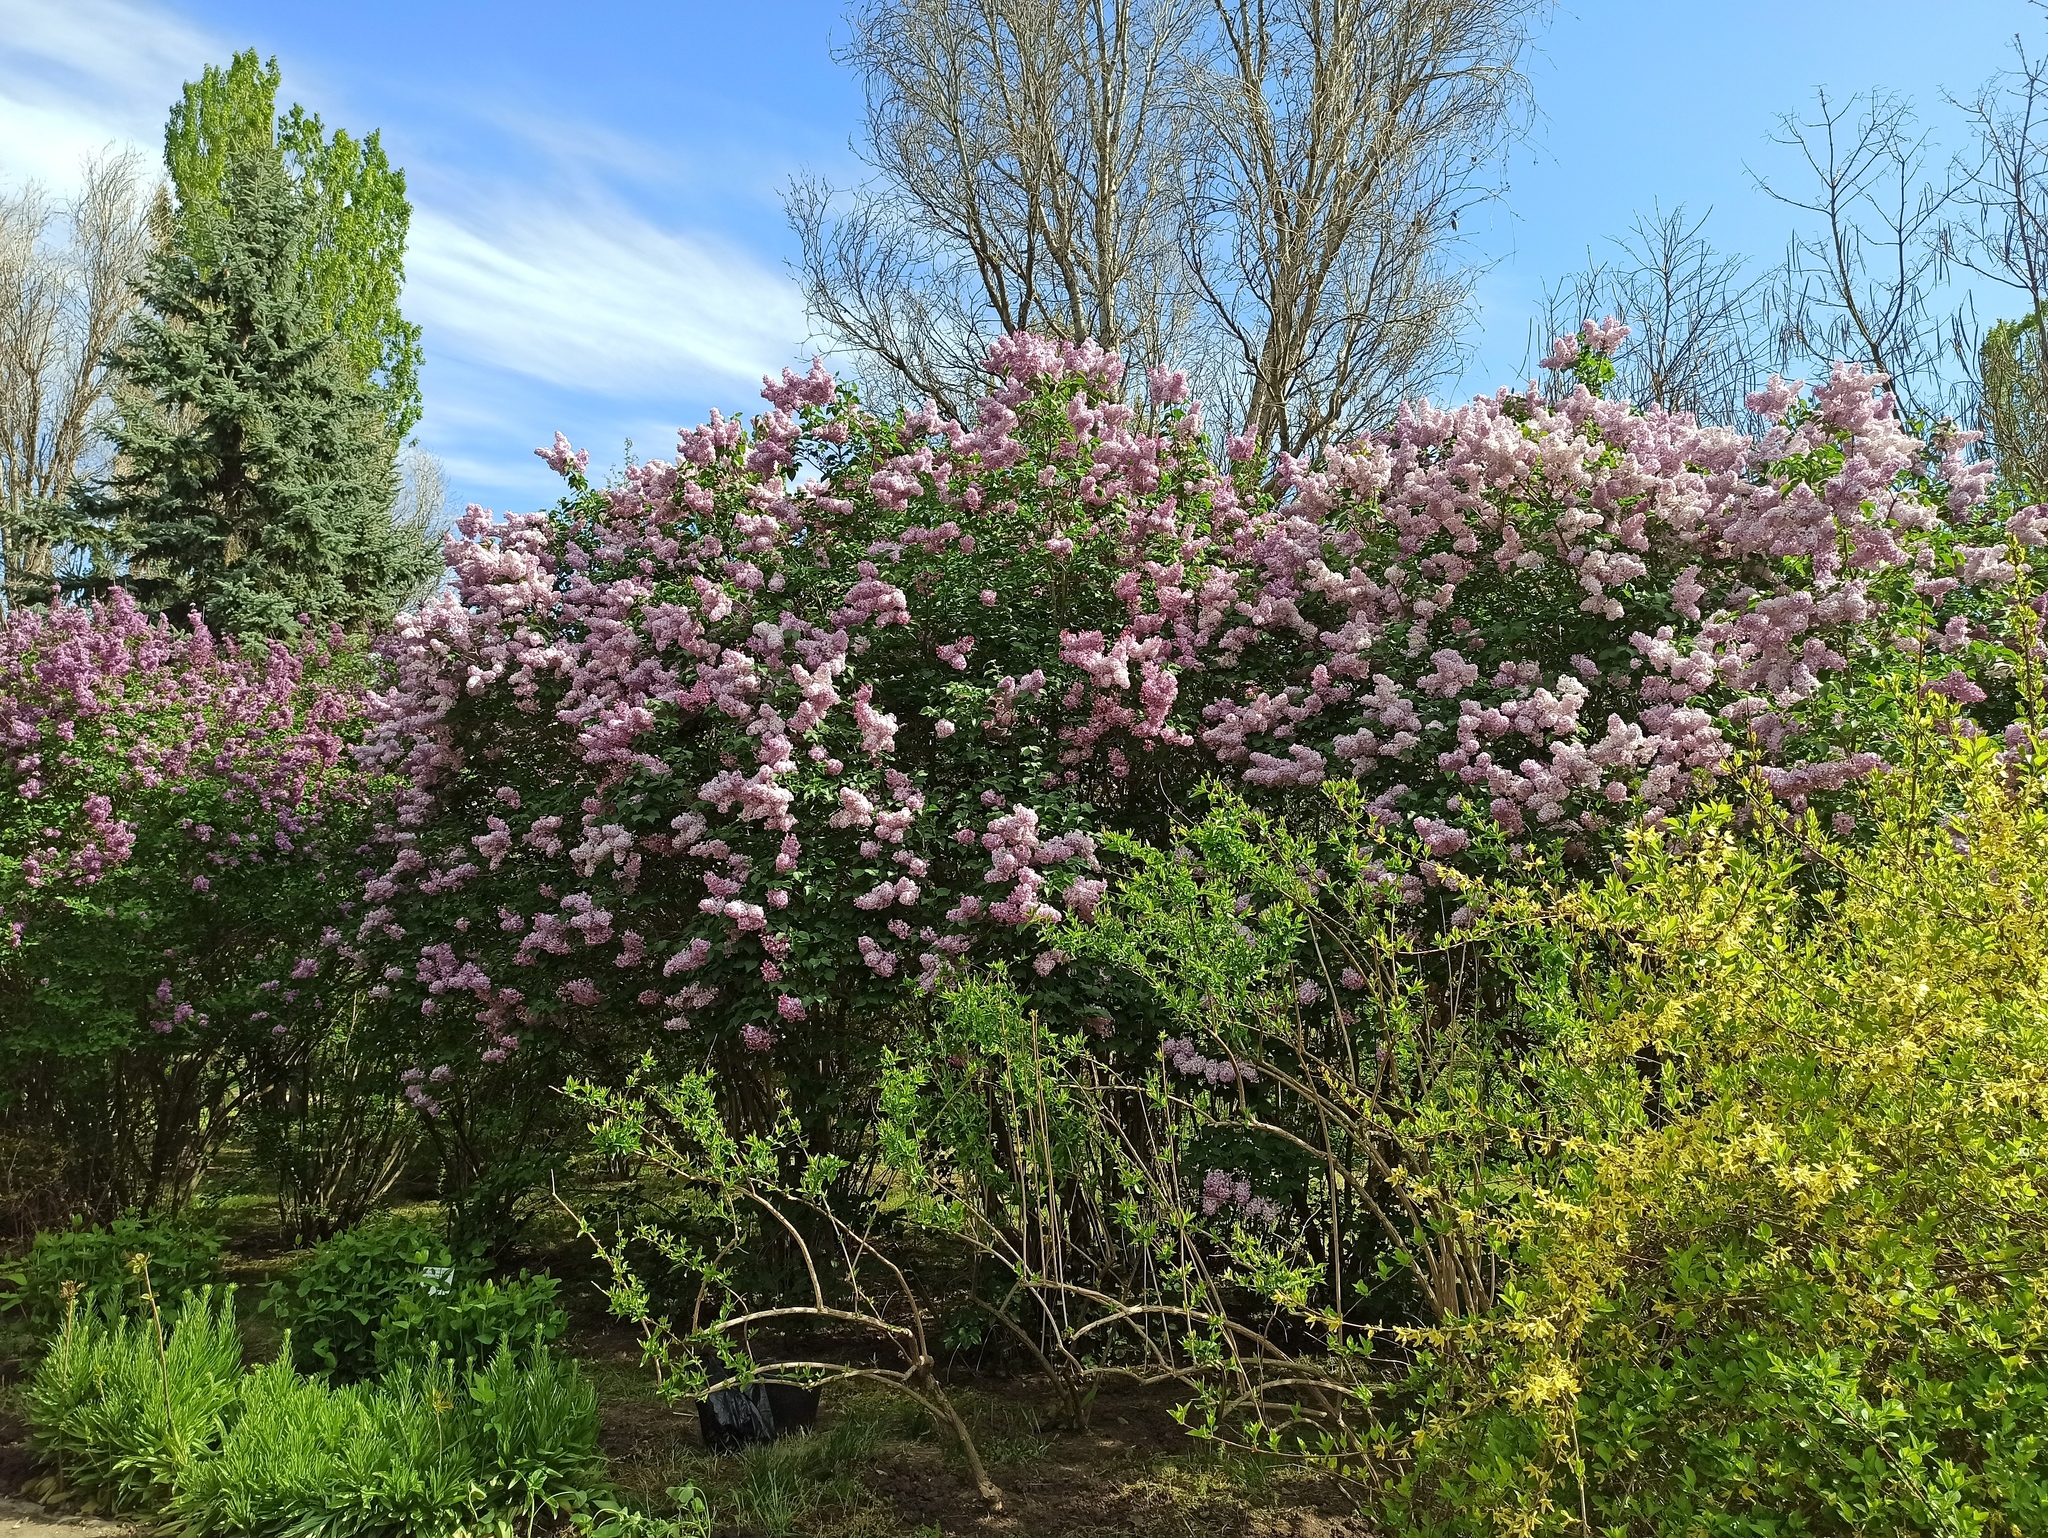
[1535,205,1778,425]
[387,443,450,610]
[1185,0,1535,456]
[792,0,1205,422]
[792,0,1539,450]
[1952,28,2048,496]
[0,151,153,611]
[1757,90,1965,427]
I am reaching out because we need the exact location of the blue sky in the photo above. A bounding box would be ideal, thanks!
[0,0,2035,516]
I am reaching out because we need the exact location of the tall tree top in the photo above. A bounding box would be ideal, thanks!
[162,50,423,440]
[81,150,434,636]
[164,50,281,222]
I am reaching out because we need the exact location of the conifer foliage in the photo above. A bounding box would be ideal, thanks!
[77,151,435,636]
[164,51,424,439]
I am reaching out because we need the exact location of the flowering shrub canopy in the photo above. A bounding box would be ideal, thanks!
[313,327,2029,1076]
[0,591,377,1204]
[1387,730,2048,1534]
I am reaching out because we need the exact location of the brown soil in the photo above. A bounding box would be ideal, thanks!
[0,1498,137,1536]
[580,1323,1374,1538]
[0,1414,135,1537]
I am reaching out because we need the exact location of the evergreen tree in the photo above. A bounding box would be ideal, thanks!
[76,150,436,635]
[165,51,424,438]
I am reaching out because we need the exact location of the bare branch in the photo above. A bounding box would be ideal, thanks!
[1187,0,1537,456]
[0,150,152,611]
[792,0,1538,450]
[1535,204,1778,426]
[1756,90,1962,425]
[1949,32,2048,493]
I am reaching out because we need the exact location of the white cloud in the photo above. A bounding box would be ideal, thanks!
[0,0,211,187]
[0,0,810,491]
[406,194,807,401]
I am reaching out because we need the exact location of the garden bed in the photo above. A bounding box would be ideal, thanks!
[0,1192,1373,1538]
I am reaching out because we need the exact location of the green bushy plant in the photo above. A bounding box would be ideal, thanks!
[263,1215,474,1379]
[166,1354,374,1535]
[166,1344,603,1538]
[26,1283,243,1513]
[572,1488,713,1538]
[174,1343,598,1531]
[5,1213,222,1328]
[370,1271,566,1376]
[27,1264,605,1535]
[1383,716,2048,1534]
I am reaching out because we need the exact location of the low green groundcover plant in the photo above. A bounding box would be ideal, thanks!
[264,1212,573,1384]
[369,1270,566,1378]
[261,1212,566,1382]
[26,1285,242,1513]
[2,1214,222,1329]
[261,1215,462,1378]
[168,1346,601,1538]
[26,1281,607,1535]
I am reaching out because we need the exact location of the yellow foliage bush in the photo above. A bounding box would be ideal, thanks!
[1391,733,2048,1536]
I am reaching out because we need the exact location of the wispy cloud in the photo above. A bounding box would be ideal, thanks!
[0,0,211,185]
[406,194,807,402]
[0,0,809,501]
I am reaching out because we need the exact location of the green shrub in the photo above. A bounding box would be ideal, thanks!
[1385,733,2048,1534]
[370,1271,565,1376]
[4,1213,222,1329]
[167,1344,603,1538]
[263,1215,474,1380]
[28,1279,604,1536]
[165,1353,374,1535]
[26,1284,243,1513]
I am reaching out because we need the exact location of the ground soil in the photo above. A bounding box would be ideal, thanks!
[0,1190,1381,1537]
[0,1332,1374,1538]
[580,1321,1375,1538]
[0,1499,134,1537]
[0,1413,135,1538]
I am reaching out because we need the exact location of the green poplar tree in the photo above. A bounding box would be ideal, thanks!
[164,51,424,438]
[1981,307,2048,503]
[78,151,435,635]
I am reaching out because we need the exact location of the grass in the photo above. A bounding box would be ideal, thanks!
[0,1177,1369,1538]
[657,1394,902,1537]
[600,1373,1367,1538]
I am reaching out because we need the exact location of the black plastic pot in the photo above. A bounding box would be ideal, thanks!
[697,1380,822,1453]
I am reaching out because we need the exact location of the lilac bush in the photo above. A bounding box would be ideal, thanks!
[0,593,381,1212]
[311,323,2029,1107]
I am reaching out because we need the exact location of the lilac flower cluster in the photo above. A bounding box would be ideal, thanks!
[1,591,374,1053]
[1199,1168,1281,1226]
[318,329,2017,1088]
[1161,1036,1259,1086]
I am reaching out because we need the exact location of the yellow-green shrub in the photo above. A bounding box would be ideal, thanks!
[1390,738,2048,1536]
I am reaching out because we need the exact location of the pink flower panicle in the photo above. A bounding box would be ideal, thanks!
[307,331,2015,1081]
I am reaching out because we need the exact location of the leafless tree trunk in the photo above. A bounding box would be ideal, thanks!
[1535,205,1778,426]
[792,0,1537,449]
[389,443,450,609]
[1185,0,1534,458]
[0,151,152,612]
